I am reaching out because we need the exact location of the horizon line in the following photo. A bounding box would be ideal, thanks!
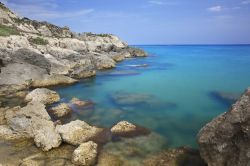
[130,44,250,46]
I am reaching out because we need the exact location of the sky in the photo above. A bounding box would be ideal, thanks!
[2,0,250,44]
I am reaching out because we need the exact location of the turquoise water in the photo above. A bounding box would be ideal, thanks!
[54,45,250,148]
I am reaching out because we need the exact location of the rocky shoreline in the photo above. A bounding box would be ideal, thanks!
[0,2,249,166]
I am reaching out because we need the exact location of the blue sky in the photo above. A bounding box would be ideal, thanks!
[2,0,250,44]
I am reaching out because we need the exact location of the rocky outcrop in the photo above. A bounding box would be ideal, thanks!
[111,121,150,137]
[0,2,147,106]
[0,63,47,86]
[198,88,250,166]
[31,74,78,88]
[56,120,104,145]
[25,88,60,105]
[49,103,72,118]
[3,101,62,151]
[72,141,98,166]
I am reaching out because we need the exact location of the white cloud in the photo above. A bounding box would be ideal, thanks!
[241,0,250,5]
[207,6,222,12]
[148,0,165,5]
[148,0,178,6]
[3,0,94,20]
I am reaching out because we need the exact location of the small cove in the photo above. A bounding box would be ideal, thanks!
[53,45,250,148]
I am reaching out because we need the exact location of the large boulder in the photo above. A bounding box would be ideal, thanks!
[25,88,60,105]
[56,120,104,145]
[71,141,98,166]
[4,101,62,151]
[198,88,250,166]
[0,63,47,86]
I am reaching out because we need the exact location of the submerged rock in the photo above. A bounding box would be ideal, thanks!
[49,103,72,118]
[209,91,241,106]
[111,121,150,137]
[72,141,98,166]
[143,147,206,166]
[198,88,250,166]
[101,132,166,165]
[70,97,94,109]
[56,120,105,145]
[25,88,60,105]
[97,152,123,166]
[20,144,75,166]
[110,91,154,105]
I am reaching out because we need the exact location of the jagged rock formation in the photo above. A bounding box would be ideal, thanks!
[198,88,250,166]
[0,2,147,106]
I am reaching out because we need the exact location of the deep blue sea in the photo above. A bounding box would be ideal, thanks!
[54,45,250,148]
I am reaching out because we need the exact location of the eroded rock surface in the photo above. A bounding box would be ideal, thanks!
[198,88,250,166]
[111,121,150,137]
[3,101,62,151]
[25,88,60,105]
[56,120,104,145]
[49,103,72,118]
[72,141,98,166]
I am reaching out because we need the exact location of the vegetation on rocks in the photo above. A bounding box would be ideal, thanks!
[28,37,48,45]
[0,24,19,36]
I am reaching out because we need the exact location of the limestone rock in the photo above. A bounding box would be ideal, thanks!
[92,53,116,70]
[56,120,104,145]
[25,88,60,105]
[0,107,8,125]
[49,103,71,118]
[111,121,150,137]
[198,88,250,166]
[5,101,62,151]
[72,141,98,166]
[0,125,27,141]
[31,74,78,88]
[128,47,147,57]
[0,63,47,86]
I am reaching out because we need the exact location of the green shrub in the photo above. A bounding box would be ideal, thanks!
[0,24,20,36]
[97,34,110,37]
[29,37,48,45]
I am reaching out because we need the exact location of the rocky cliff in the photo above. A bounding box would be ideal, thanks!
[198,88,250,166]
[0,2,147,106]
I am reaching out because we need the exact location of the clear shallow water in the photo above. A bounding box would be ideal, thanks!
[54,45,250,148]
